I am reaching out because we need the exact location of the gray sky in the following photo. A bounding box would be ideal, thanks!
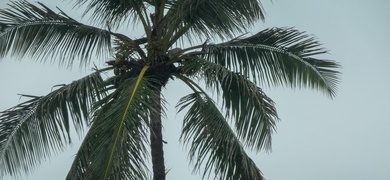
[1,0,389,180]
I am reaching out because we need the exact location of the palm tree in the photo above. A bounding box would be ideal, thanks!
[0,0,340,179]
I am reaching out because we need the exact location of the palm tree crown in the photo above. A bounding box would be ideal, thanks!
[0,0,340,179]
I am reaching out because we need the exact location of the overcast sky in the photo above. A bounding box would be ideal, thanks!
[1,0,389,180]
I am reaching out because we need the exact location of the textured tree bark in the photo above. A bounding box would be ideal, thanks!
[150,86,165,180]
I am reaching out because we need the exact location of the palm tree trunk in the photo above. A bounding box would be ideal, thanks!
[150,86,165,180]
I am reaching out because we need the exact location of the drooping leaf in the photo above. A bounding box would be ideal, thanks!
[179,60,278,151]
[0,72,105,178]
[177,92,265,180]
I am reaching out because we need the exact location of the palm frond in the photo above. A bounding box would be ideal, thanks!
[0,1,111,68]
[204,62,278,152]
[72,0,150,32]
[66,67,154,179]
[0,72,105,178]
[204,27,341,97]
[179,59,278,152]
[166,0,265,43]
[177,92,265,180]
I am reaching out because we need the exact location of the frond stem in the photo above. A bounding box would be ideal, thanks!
[136,6,151,39]
[173,74,207,95]
[166,24,191,48]
[103,66,149,180]
[253,44,333,90]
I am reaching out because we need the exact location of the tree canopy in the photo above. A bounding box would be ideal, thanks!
[0,0,340,179]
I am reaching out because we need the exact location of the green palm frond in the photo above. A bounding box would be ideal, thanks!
[179,59,278,152]
[66,67,153,179]
[72,0,150,32]
[0,72,105,178]
[166,0,265,42]
[0,1,111,67]
[203,61,278,151]
[177,92,265,180]
[204,27,341,97]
